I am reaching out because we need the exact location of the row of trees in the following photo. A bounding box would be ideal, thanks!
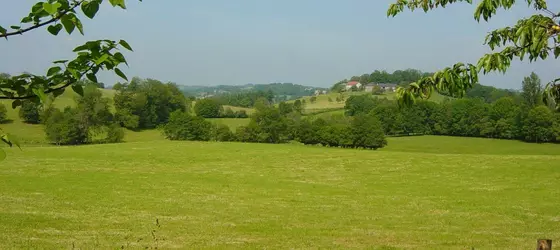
[193,98,248,118]
[345,95,560,144]
[163,102,387,150]
[211,90,275,108]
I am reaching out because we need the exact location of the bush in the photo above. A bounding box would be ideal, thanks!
[351,113,387,149]
[163,111,212,141]
[235,110,248,118]
[211,124,234,142]
[19,100,41,124]
[194,98,222,118]
[105,124,125,143]
[44,108,89,145]
[0,103,8,123]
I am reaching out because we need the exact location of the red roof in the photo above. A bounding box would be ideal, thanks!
[347,81,360,86]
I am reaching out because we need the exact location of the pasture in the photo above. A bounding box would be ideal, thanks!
[0,136,558,249]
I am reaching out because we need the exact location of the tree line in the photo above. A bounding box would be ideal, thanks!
[163,100,387,150]
[331,69,432,92]
[344,73,560,143]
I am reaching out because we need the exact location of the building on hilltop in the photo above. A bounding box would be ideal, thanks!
[345,81,362,91]
[365,83,397,92]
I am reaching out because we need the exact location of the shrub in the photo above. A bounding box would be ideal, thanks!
[194,99,222,118]
[0,103,8,123]
[163,111,212,141]
[351,113,387,149]
[211,124,234,142]
[19,100,41,124]
[44,108,89,145]
[105,124,125,143]
[235,110,248,118]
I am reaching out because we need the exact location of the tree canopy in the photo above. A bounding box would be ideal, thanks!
[388,0,560,109]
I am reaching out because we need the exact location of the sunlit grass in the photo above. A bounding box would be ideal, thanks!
[0,136,558,248]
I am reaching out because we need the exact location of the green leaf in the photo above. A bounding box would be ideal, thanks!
[47,24,63,36]
[81,1,100,19]
[6,134,21,150]
[0,25,6,35]
[53,88,65,97]
[10,26,20,30]
[554,47,560,58]
[119,40,133,51]
[86,73,98,83]
[47,66,62,76]
[1,135,12,147]
[61,15,76,34]
[11,99,22,109]
[42,2,62,15]
[0,149,5,162]
[74,17,84,35]
[68,68,80,79]
[109,0,126,9]
[73,44,89,52]
[53,59,68,64]
[21,16,32,23]
[72,84,84,96]
[114,68,128,81]
[95,54,109,65]
[114,52,127,65]
[32,88,48,103]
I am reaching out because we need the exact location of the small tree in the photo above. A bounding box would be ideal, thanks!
[44,107,89,145]
[328,97,333,103]
[310,96,317,103]
[194,98,222,118]
[523,105,555,143]
[0,104,8,124]
[163,111,212,141]
[351,113,387,149]
[19,100,42,124]
[211,124,234,142]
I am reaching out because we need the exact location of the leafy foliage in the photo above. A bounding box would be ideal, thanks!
[19,100,42,124]
[44,84,123,145]
[163,111,212,141]
[194,99,223,118]
[0,104,8,124]
[0,0,140,154]
[387,0,560,108]
[114,77,187,129]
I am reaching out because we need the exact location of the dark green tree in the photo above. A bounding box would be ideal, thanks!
[194,98,222,118]
[163,110,212,141]
[351,113,387,150]
[523,105,556,143]
[19,100,42,124]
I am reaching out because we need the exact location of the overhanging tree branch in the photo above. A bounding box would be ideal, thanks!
[0,0,85,39]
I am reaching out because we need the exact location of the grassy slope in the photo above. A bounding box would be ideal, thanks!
[0,136,559,249]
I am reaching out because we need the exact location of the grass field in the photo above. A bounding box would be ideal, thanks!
[0,136,559,249]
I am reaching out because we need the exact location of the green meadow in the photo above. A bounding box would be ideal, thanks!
[0,135,559,249]
[0,88,558,249]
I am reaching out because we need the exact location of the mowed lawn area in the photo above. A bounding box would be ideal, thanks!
[0,136,559,249]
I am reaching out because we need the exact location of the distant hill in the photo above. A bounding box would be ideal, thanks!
[179,83,328,101]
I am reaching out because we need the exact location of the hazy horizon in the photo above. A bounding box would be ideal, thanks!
[2,1,560,90]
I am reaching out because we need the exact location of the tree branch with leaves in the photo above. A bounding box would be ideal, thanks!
[387,0,560,109]
[0,0,139,159]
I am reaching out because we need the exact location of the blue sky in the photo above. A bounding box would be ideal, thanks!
[1,0,559,89]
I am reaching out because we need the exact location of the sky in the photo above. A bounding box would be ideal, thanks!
[1,0,560,89]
